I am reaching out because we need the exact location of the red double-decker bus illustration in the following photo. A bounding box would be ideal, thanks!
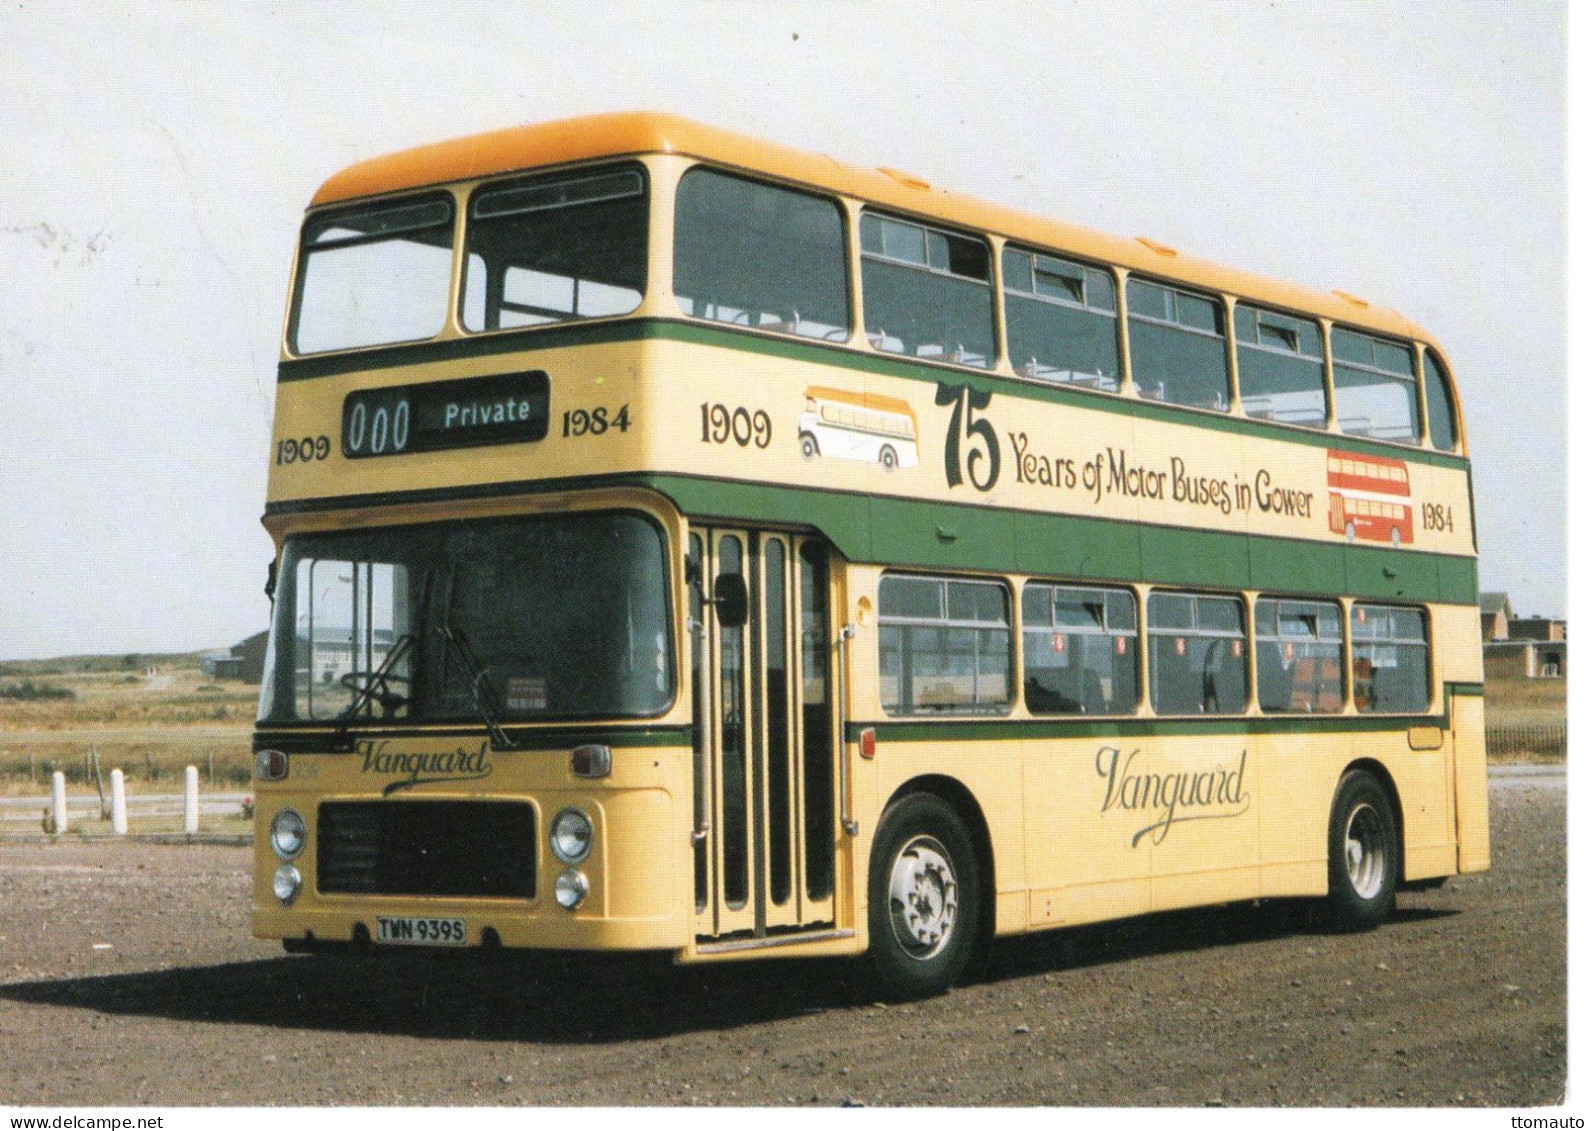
[1326,450,1413,546]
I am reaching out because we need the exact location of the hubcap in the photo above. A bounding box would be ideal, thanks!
[1343,802,1387,899]
[887,835,959,960]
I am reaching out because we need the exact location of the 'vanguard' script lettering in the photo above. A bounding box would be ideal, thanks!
[1096,745,1250,847]
[357,740,493,795]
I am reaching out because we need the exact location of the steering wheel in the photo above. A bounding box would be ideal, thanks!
[340,670,411,717]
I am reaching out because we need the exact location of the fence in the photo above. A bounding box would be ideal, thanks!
[0,765,250,837]
[1485,723,1566,759]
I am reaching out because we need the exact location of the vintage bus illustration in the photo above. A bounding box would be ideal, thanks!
[1327,449,1415,545]
[798,385,919,470]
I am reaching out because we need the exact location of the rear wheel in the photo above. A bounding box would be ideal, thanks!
[1326,770,1399,930]
[867,793,982,998]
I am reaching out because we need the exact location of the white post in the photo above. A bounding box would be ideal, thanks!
[110,768,128,835]
[183,765,199,835]
[50,771,68,834]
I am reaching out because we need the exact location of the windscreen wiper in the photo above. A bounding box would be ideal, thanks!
[331,569,433,750]
[437,569,515,751]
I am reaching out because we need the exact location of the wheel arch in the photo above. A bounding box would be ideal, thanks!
[880,774,997,947]
[1341,757,1407,881]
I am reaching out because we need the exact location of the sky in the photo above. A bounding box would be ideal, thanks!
[0,0,1567,661]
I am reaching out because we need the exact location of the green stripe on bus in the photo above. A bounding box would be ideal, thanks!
[278,318,1472,471]
[252,724,693,752]
[639,474,1480,605]
[264,469,1477,605]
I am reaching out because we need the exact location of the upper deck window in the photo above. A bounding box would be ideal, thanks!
[291,195,455,355]
[1002,247,1120,390]
[1126,279,1229,411]
[674,168,848,341]
[1331,327,1419,444]
[1421,350,1459,451]
[462,164,647,332]
[1235,303,1327,428]
[860,212,994,368]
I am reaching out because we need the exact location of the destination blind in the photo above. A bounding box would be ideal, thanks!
[341,370,550,458]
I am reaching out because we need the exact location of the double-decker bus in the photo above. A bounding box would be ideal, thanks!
[253,113,1487,997]
[1327,449,1415,546]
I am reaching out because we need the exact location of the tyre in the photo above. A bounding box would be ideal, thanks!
[800,433,818,459]
[1326,770,1399,930]
[867,793,982,998]
[879,444,898,471]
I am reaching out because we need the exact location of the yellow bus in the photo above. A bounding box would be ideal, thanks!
[253,112,1487,997]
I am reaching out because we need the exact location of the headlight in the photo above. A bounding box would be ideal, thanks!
[550,808,593,865]
[554,868,589,910]
[270,808,306,860]
[273,864,302,904]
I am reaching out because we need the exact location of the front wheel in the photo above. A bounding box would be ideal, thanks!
[1326,770,1399,930]
[867,793,982,998]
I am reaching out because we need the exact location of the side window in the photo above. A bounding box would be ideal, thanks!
[673,168,849,341]
[1255,598,1344,714]
[1331,327,1419,444]
[878,575,1011,715]
[1127,279,1229,410]
[1021,583,1138,714]
[1147,591,1247,714]
[1234,303,1327,427]
[860,212,994,368]
[1002,247,1120,390]
[1351,604,1430,713]
[1421,350,1459,451]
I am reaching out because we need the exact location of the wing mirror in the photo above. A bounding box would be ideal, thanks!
[713,574,749,628]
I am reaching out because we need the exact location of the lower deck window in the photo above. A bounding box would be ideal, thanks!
[1148,591,1247,715]
[878,575,1011,715]
[1256,597,1344,713]
[1021,582,1138,714]
[1351,603,1430,713]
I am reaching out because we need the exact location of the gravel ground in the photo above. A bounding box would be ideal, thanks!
[0,768,1565,1107]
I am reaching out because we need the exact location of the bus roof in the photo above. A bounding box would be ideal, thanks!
[805,386,917,421]
[312,111,1433,344]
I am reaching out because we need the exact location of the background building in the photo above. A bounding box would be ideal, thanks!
[1480,593,1566,679]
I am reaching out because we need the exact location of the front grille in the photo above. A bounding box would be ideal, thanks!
[317,801,536,898]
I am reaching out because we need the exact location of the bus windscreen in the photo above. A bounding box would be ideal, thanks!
[258,512,673,725]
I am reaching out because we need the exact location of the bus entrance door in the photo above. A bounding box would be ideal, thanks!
[692,528,838,942]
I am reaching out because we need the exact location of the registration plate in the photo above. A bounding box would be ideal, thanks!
[374,916,468,946]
